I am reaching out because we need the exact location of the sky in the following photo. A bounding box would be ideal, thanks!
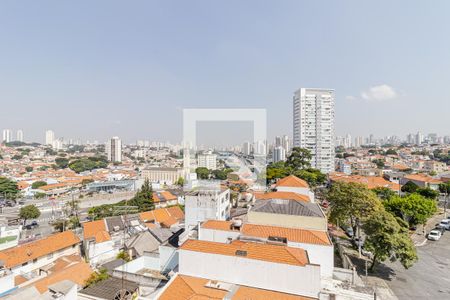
[0,1,449,144]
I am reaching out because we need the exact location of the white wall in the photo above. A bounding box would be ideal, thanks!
[10,245,80,275]
[179,249,321,298]
[288,241,334,278]
[198,228,240,243]
[87,240,120,266]
[0,271,14,294]
[185,190,230,230]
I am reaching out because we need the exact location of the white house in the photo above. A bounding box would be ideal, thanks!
[184,188,231,230]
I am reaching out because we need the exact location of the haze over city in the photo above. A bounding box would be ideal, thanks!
[1,1,449,144]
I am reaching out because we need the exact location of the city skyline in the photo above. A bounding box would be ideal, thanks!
[0,1,449,143]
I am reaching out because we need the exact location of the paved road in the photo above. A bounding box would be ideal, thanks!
[385,231,450,300]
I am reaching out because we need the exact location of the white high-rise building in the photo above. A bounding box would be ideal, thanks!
[242,141,252,156]
[293,88,335,174]
[197,151,217,170]
[106,136,122,162]
[16,130,24,142]
[272,146,286,163]
[2,129,12,143]
[45,130,55,146]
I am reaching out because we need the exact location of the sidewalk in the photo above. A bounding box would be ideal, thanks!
[410,209,446,246]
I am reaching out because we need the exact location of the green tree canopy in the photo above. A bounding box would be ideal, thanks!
[0,177,19,199]
[55,157,70,169]
[401,181,419,193]
[286,147,312,170]
[416,187,439,199]
[383,193,437,226]
[439,182,450,194]
[372,187,397,200]
[25,166,33,172]
[327,182,382,239]
[128,178,154,212]
[195,167,210,179]
[363,209,417,271]
[32,181,47,189]
[19,204,41,225]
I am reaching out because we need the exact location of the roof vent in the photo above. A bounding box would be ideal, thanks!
[26,249,32,256]
[113,226,120,232]
[235,250,247,257]
[205,280,233,291]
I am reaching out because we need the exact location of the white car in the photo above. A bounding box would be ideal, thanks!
[428,229,442,241]
[439,219,450,230]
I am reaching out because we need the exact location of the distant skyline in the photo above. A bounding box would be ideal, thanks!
[1,1,449,144]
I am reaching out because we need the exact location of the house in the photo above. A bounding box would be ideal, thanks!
[0,231,81,276]
[138,206,185,229]
[253,191,310,203]
[173,239,321,298]
[184,188,231,230]
[78,277,139,300]
[274,175,315,202]
[329,173,400,192]
[153,191,179,208]
[198,220,334,278]
[401,174,443,190]
[82,219,122,266]
[248,199,327,231]
[158,274,316,300]
[5,280,79,300]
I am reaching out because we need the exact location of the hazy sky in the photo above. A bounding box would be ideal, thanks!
[1,1,449,144]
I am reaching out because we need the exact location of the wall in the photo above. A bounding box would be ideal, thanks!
[198,228,240,243]
[276,186,315,202]
[10,245,80,275]
[288,241,333,278]
[0,271,14,294]
[185,190,231,230]
[247,211,327,231]
[87,240,120,266]
[179,249,321,298]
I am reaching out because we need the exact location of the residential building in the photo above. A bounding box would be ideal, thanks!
[141,167,184,185]
[2,129,12,143]
[184,189,231,230]
[173,239,321,298]
[242,142,251,156]
[0,231,81,276]
[247,198,327,231]
[329,173,400,192]
[15,130,23,142]
[401,173,443,190]
[106,136,122,162]
[197,151,217,170]
[45,130,55,146]
[274,175,315,202]
[293,88,335,173]
[272,146,286,163]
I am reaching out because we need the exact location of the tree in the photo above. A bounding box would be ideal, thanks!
[11,155,23,160]
[32,181,47,189]
[117,250,131,262]
[25,166,33,172]
[401,181,419,194]
[385,149,398,155]
[19,204,41,225]
[439,182,450,195]
[363,209,417,271]
[34,192,46,199]
[266,161,290,183]
[293,168,327,188]
[417,188,439,199]
[372,187,396,200]
[327,182,381,240]
[52,216,80,232]
[0,177,20,199]
[383,194,437,227]
[195,167,210,179]
[176,177,185,187]
[286,147,312,170]
[128,178,154,212]
[81,178,94,186]
[55,157,69,169]
[372,159,385,169]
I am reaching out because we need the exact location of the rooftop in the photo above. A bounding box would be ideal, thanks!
[180,239,309,266]
[251,199,324,218]
[254,191,310,202]
[275,175,309,188]
[0,231,80,268]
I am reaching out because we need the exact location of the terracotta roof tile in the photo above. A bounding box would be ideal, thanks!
[83,220,111,243]
[180,239,309,266]
[275,175,309,188]
[0,231,80,268]
[201,220,237,231]
[159,275,226,300]
[233,285,316,299]
[254,191,310,202]
[241,223,331,246]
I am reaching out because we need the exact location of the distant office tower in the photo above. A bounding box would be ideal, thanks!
[253,140,266,156]
[45,130,55,146]
[106,136,122,162]
[2,129,12,143]
[197,150,217,170]
[16,129,24,142]
[275,135,291,154]
[293,88,335,173]
[242,141,252,156]
[416,132,424,145]
[272,146,286,163]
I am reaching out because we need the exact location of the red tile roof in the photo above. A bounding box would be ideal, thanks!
[275,175,309,188]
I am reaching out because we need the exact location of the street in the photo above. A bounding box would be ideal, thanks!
[384,230,450,299]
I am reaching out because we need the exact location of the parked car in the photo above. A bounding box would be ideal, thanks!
[434,226,446,235]
[428,229,442,241]
[25,221,39,230]
[439,219,450,230]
